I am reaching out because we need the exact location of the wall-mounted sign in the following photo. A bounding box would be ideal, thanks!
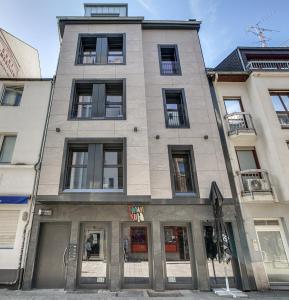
[0,33,20,78]
[128,206,144,222]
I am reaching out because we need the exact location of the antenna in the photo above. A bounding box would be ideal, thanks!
[248,22,279,47]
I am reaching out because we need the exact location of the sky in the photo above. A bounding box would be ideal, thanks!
[1,0,289,77]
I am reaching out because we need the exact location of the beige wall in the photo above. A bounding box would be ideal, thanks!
[38,24,151,196]
[143,30,231,199]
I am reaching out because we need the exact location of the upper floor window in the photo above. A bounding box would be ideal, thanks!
[70,80,125,120]
[64,141,124,192]
[158,45,181,75]
[270,92,289,128]
[163,89,189,128]
[0,136,16,164]
[77,34,125,65]
[169,146,198,196]
[1,86,23,106]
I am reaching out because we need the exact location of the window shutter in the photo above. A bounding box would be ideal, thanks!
[92,84,106,117]
[96,37,108,64]
[0,210,19,248]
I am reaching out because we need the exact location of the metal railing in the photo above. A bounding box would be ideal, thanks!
[167,111,186,128]
[236,169,272,194]
[78,54,124,64]
[276,112,289,127]
[161,61,181,75]
[224,112,255,135]
[247,60,289,71]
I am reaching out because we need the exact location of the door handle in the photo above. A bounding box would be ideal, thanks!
[63,246,69,267]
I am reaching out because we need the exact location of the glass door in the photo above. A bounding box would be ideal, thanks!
[163,226,192,285]
[255,222,289,284]
[122,224,150,286]
[78,224,108,287]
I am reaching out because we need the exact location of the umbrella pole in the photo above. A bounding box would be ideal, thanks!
[224,262,230,292]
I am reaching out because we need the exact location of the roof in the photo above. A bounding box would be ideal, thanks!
[57,17,201,38]
[0,78,52,81]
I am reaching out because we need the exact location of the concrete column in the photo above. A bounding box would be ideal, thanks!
[192,220,210,291]
[110,221,121,291]
[65,221,79,291]
[151,220,165,291]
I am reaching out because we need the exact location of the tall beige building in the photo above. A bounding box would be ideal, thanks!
[208,47,289,290]
[23,3,254,292]
[0,28,41,78]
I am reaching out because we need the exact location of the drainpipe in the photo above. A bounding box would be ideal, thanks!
[0,77,55,287]
[208,74,256,291]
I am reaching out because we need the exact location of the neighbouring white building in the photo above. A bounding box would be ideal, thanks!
[0,28,41,78]
[208,47,289,290]
[0,78,52,286]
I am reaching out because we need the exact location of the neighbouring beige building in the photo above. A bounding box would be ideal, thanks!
[23,3,255,292]
[0,28,41,78]
[0,78,52,286]
[208,47,289,290]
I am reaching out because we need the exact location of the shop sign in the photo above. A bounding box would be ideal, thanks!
[128,205,144,222]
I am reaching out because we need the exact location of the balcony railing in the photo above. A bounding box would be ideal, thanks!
[224,112,255,135]
[161,61,181,75]
[247,61,289,71]
[78,53,124,64]
[276,112,289,127]
[236,169,272,195]
[167,111,186,128]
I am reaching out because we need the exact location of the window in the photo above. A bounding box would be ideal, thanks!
[130,227,148,253]
[64,142,124,192]
[163,89,189,128]
[77,34,125,65]
[0,211,19,249]
[1,86,23,106]
[270,92,289,127]
[224,98,244,114]
[169,146,197,196]
[158,45,181,75]
[0,136,16,163]
[70,80,125,120]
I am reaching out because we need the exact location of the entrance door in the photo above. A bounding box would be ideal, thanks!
[255,220,289,285]
[163,225,192,286]
[33,222,71,289]
[122,224,151,287]
[78,223,108,288]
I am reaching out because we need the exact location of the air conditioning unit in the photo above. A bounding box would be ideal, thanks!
[247,178,270,192]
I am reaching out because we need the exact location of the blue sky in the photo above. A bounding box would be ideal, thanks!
[1,0,289,77]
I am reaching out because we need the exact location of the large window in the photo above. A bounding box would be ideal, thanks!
[70,80,125,120]
[270,92,289,127]
[163,89,189,128]
[169,146,197,196]
[64,141,124,192]
[158,45,181,75]
[0,136,16,164]
[1,86,23,106]
[77,34,125,65]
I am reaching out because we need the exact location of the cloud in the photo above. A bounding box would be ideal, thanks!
[136,0,159,17]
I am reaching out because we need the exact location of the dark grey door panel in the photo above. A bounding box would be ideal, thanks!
[33,222,71,289]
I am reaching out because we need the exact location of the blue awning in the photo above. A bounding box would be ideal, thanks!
[0,196,29,204]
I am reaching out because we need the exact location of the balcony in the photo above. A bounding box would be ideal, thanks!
[236,169,275,202]
[224,112,256,146]
[161,61,181,75]
[247,60,289,71]
[167,111,187,128]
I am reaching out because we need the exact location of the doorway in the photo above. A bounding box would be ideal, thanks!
[122,223,152,287]
[33,222,71,289]
[77,223,109,288]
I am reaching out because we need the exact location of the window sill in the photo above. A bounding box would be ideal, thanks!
[0,163,34,169]
[75,63,126,66]
[68,117,125,121]
[62,189,124,193]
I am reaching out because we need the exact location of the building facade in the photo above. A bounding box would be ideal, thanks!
[0,78,52,286]
[208,47,289,290]
[23,4,254,291]
[0,29,41,78]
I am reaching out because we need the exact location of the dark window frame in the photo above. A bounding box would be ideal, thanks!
[75,33,126,65]
[162,89,190,129]
[235,147,261,171]
[60,138,126,194]
[223,97,244,114]
[68,79,126,120]
[158,44,182,76]
[0,85,23,106]
[0,135,17,164]
[168,145,199,198]
[270,91,289,129]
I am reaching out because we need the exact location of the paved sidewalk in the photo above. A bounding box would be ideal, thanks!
[1,289,289,300]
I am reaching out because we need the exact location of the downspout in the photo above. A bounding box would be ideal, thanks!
[208,74,256,291]
[0,77,55,287]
